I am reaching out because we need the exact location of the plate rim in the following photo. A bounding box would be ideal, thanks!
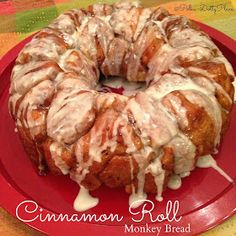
[0,22,236,236]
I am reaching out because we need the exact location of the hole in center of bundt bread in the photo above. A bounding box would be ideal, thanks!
[97,75,146,96]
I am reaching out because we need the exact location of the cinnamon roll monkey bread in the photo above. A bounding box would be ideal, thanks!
[9,0,235,210]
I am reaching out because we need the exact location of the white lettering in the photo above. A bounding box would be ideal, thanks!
[16,200,123,223]
[129,200,182,223]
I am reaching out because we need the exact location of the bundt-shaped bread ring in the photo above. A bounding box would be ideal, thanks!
[9,0,235,209]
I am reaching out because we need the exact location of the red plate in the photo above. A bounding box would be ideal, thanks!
[0,22,236,236]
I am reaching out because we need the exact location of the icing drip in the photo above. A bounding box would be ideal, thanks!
[196,155,234,183]
[129,156,135,194]
[120,125,137,153]
[49,142,70,175]
[232,79,236,102]
[146,154,165,202]
[128,147,152,208]
[73,186,99,212]
[129,191,147,208]
[37,151,46,175]
[167,174,182,190]
[179,172,190,178]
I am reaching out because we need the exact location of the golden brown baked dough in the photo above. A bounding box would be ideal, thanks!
[9,0,235,207]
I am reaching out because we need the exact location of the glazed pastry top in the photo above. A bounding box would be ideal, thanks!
[9,1,235,209]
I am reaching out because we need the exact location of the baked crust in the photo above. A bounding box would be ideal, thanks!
[9,1,235,199]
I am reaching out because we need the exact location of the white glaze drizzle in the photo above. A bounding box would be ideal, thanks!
[232,79,236,102]
[101,37,128,76]
[10,61,59,95]
[133,8,153,41]
[129,191,147,208]
[110,6,139,42]
[49,142,70,175]
[16,80,55,138]
[145,153,165,202]
[214,52,235,76]
[152,20,167,41]
[73,186,99,212]
[179,171,190,178]
[196,155,234,183]
[47,84,96,144]
[188,66,233,104]
[88,114,116,162]
[128,148,150,208]
[147,73,223,146]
